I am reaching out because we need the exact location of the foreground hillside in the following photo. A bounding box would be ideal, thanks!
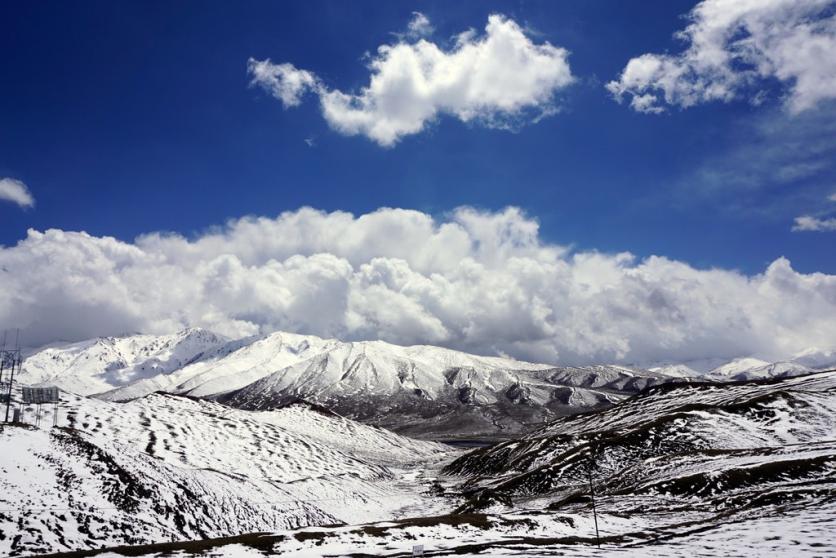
[0,392,454,556]
[20,371,836,557]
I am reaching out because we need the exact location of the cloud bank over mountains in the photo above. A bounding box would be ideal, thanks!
[2,207,834,365]
[249,14,574,146]
[607,0,836,114]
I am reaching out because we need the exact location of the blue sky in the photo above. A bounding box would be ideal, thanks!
[1,1,835,362]
[2,0,833,274]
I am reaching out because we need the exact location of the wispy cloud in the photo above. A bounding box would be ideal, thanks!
[792,215,836,231]
[793,193,836,232]
[403,11,434,40]
[0,177,35,209]
[608,0,836,114]
[249,14,575,147]
[247,60,320,108]
[673,103,836,218]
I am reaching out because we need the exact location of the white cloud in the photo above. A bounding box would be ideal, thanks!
[405,12,433,40]
[249,14,575,146]
[607,0,836,114]
[2,207,835,366]
[792,215,836,231]
[793,193,836,231]
[247,59,321,108]
[0,178,35,208]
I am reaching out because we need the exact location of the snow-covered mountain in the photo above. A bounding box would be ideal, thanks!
[20,329,681,439]
[647,351,836,382]
[0,389,453,556]
[28,328,833,440]
[19,328,229,396]
[216,349,673,439]
[97,332,557,402]
[791,347,836,370]
[705,358,815,381]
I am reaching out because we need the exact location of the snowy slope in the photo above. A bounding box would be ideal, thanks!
[646,363,700,377]
[0,391,454,556]
[215,344,673,439]
[792,347,836,370]
[93,331,341,401]
[32,372,836,557]
[707,356,771,376]
[646,351,836,382]
[97,334,556,402]
[444,371,836,512]
[19,328,229,396]
[404,370,836,556]
[705,357,814,381]
[21,329,684,439]
[98,499,833,557]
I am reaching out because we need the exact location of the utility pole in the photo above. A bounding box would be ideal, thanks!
[3,331,22,423]
[0,330,6,391]
[3,353,13,423]
[587,443,601,548]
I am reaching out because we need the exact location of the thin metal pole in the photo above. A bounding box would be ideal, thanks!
[4,334,22,423]
[0,332,6,400]
[587,447,601,548]
[3,352,13,423]
[0,351,5,401]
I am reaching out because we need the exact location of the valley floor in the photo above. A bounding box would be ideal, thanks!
[30,497,836,557]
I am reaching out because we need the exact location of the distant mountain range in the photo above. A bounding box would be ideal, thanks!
[17,329,836,438]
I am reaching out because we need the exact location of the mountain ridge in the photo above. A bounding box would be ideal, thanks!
[17,328,835,438]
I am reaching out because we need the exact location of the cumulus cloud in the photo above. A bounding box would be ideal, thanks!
[2,207,835,365]
[0,178,35,208]
[249,14,575,146]
[607,0,836,114]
